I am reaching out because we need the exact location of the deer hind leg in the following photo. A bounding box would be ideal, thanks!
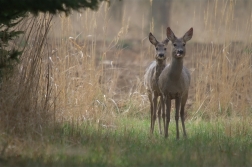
[160,95,166,134]
[181,94,188,138]
[165,96,171,138]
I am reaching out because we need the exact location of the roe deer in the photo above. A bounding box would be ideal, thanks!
[158,27,193,139]
[144,32,169,134]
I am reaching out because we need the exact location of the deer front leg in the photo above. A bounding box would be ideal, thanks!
[151,94,158,134]
[148,92,153,134]
[175,97,181,140]
[157,98,162,134]
[181,94,188,138]
[161,95,166,134]
[165,96,171,138]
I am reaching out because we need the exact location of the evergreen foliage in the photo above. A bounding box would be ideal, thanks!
[0,0,105,15]
[0,11,26,78]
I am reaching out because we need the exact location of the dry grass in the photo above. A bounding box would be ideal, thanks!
[189,0,252,119]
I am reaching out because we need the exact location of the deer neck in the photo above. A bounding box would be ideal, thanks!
[169,57,183,81]
[155,59,166,80]
[156,58,166,65]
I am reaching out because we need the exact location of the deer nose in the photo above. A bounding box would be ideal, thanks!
[177,50,183,54]
[158,53,164,57]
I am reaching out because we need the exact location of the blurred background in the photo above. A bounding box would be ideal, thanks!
[52,0,252,42]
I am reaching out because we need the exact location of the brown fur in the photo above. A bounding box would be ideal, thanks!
[144,32,169,134]
[158,27,193,139]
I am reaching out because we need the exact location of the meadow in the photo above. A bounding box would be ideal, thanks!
[0,0,252,166]
[2,118,252,166]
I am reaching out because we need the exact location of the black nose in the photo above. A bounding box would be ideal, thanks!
[178,50,183,54]
[158,54,164,57]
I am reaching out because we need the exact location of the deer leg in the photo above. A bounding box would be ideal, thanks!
[152,94,158,134]
[160,95,166,134]
[181,94,188,138]
[160,95,166,133]
[175,97,181,140]
[165,96,171,138]
[148,92,153,134]
[157,98,162,134]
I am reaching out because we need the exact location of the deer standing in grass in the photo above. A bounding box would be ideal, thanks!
[159,27,193,139]
[144,33,169,134]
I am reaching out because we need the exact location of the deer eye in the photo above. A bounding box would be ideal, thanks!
[173,43,177,47]
[164,48,166,51]
[156,48,158,50]
[183,43,186,46]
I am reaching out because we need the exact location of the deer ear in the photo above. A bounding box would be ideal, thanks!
[149,32,158,45]
[183,27,193,42]
[166,27,176,42]
[162,38,169,45]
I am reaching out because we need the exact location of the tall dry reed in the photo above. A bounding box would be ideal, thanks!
[0,14,54,135]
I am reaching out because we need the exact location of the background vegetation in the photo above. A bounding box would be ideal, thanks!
[0,0,252,166]
[0,0,104,79]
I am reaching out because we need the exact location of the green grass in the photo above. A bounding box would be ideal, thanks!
[1,117,252,167]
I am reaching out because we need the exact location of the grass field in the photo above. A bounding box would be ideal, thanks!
[2,117,252,167]
[1,0,252,166]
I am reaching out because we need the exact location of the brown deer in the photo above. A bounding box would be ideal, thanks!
[159,27,193,139]
[144,32,169,134]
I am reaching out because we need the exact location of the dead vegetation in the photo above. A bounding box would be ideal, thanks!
[0,0,251,138]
